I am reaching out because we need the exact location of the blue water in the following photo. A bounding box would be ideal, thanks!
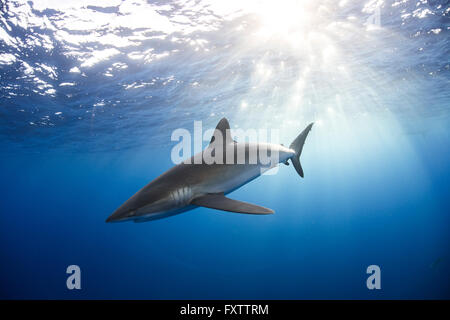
[0,0,449,299]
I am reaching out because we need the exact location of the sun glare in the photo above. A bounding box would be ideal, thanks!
[255,0,313,38]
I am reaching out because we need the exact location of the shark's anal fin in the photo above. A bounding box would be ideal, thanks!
[191,193,274,215]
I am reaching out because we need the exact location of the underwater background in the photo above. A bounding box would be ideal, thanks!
[0,0,449,299]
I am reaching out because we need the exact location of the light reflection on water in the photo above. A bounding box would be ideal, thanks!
[0,0,448,151]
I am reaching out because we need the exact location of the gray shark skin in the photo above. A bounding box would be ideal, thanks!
[106,118,313,223]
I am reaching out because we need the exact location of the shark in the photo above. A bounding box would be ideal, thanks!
[106,118,313,223]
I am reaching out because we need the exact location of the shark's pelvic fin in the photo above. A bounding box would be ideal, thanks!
[210,117,236,145]
[191,193,274,214]
[289,122,314,178]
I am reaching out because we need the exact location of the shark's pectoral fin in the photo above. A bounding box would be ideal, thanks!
[191,193,274,214]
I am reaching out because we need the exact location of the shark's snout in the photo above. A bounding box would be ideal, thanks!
[106,186,182,223]
[106,205,136,223]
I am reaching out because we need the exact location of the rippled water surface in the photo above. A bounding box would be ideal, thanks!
[0,0,449,299]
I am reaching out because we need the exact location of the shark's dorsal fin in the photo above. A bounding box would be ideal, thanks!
[191,193,274,214]
[210,117,235,145]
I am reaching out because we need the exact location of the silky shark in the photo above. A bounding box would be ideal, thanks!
[106,118,313,223]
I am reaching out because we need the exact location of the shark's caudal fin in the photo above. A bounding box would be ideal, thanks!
[289,123,314,178]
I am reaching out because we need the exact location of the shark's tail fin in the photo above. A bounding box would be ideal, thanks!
[289,123,314,178]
